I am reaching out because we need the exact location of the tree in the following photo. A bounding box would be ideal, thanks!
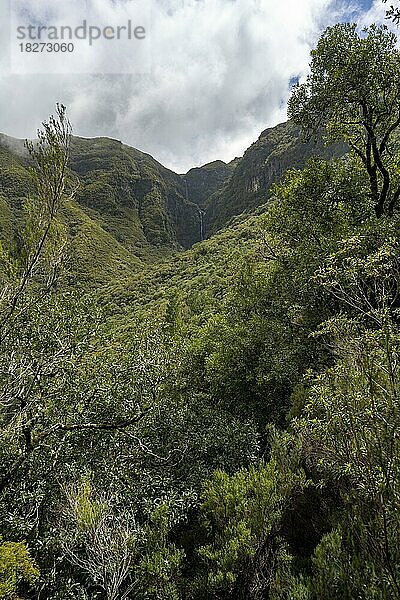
[0,537,39,599]
[61,477,137,600]
[288,233,400,598]
[288,24,400,218]
[0,103,71,334]
[383,1,400,24]
[190,431,309,600]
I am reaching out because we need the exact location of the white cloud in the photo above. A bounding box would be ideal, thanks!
[358,0,388,26]
[0,0,381,172]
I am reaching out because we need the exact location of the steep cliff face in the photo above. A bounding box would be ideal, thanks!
[0,121,348,286]
[204,121,347,235]
[0,135,205,285]
[69,137,200,251]
[182,160,235,208]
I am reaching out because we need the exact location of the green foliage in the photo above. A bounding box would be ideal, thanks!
[267,228,400,599]
[134,504,185,600]
[315,221,400,324]
[289,23,400,216]
[3,20,400,599]
[190,431,309,599]
[61,477,137,600]
[292,319,400,596]
[0,537,39,599]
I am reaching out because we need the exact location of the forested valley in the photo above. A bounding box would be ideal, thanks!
[2,16,400,600]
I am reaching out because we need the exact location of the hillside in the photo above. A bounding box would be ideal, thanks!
[204,121,347,234]
[182,159,236,209]
[0,121,347,287]
[69,137,201,251]
[0,134,203,285]
[104,208,266,319]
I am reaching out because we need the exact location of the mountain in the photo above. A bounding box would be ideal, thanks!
[204,121,347,235]
[69,137,201,252]
[0,134,203,285]
[0,121,347,287]
[182,160,236,209]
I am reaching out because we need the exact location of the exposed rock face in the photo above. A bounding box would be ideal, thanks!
[182,160,234,209]
[204,121,347,235]
[0,120,348,285]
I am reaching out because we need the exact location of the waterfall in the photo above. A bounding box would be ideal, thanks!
[185,178,189,201]
[198,208,205,242]
[184,177,205,242]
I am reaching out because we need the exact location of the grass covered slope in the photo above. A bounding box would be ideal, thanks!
[0,121,347,288]
[104,208,266,316]
[0,134,205,286]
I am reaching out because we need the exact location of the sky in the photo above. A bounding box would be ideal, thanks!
[0,0,390,172]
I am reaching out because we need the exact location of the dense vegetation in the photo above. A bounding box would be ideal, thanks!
[1,18,400,600]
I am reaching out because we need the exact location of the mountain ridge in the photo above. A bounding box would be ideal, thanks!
[0,121,347,287]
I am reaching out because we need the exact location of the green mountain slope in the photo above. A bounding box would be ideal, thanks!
[105,208,265,317]
[0,121,347,288]
[204,121,347,234]
[0,134,204,285]
[182,160,236,209]
[69,137,201,252]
